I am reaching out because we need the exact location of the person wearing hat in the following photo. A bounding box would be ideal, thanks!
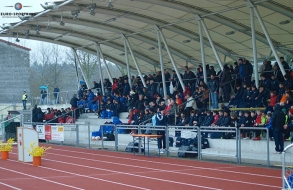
[156,106,167,154]
[22,91,28,110]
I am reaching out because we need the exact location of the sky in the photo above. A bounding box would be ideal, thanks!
[0,0,63,53]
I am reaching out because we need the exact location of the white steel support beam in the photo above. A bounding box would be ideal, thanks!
[73,50,80,90]
[249,6,259,88]
[122,34,146,87]
[196,14,224,71]
[95,48,105,95]
[124,40,132,86]
[156,29,167,98]
[71,48,90,90]
[96,44,113,84]
[155,25,185,90]
[247,1,286,76]
[196,15,207,83]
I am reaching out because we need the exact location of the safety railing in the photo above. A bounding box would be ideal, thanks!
[238,127,270,166]
[31,90,78,106]
[198,126,239,162]
[282,143,293,190]
[10,120,275,166]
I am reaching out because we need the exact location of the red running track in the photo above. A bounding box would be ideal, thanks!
[0,144,281,190]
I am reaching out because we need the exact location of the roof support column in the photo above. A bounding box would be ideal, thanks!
[155,25,185,90]
[95,47,105,96]
[124,40,132,86]
[96,44,113,84]
[122,34,146,87]
[196,15,207,83]
[71,48,90,90]
[73,50,80,90]
[247,0,286,76]
[248,6,259,88]
[195,14,224,71]
[156,29,167,99]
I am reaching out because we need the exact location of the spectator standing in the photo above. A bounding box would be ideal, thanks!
[208,74,219,109]
[53,86,60,104]
[40,90,47,105]
[272,104,286,153]
[22,91,28,110]
[164,69,171,96]
[220,64,232,102]
[156,107,167,154]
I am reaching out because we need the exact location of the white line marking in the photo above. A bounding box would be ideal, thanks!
[8,160,150,190]
[41,157,222,190]
[45,152,280,189]
[0,182,22,190]
[0,167,84,190]
[52,148,280,179]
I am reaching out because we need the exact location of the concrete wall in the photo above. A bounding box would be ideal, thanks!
[0,41,30,103]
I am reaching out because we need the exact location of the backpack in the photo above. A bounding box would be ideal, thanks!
[125,142,144,153]
[178,146,198,158]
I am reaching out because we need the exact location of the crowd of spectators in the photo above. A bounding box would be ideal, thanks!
[33,57,293,153]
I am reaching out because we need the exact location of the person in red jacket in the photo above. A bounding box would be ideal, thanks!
[265,91,277,113]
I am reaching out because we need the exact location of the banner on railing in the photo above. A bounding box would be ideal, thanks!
[36,125,64,141]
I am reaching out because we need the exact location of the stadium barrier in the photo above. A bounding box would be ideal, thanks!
[282,144,293,190]
[238,127,270,166]
[17,121,274,166]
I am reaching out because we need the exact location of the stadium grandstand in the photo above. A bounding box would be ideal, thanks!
[1,1,293,189]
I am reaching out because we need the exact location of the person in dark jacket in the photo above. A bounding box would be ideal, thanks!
[208,74,219,109]
[242,60,253,86]
[272,104,286,153]
[250,85,259,108]
[123,79,130,96]
[229,84,243,107]
[213,110,223,126]
[229,113,239,127]
[220,65,232,102]
[201,110,214,127]
[220,111,230,127]
[270,74,279,94]
[240,111,252,139]
[70,94,79,109]
[156,107,167,154]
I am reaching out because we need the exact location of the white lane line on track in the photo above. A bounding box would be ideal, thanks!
[0,167,84,190]
[8,159,150,190]
[0,182,22,190]
[41,158,222,190]
[46,151,280,189]
[51,148,280,179]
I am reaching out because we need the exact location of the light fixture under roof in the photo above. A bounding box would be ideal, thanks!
[279,19,291,25]
[183,39,191,43]
[60,12,65,26]
[15,32,20,43]
[107,0,114,8]
[148,47,155,50]
[87,3,96,16]
[225,31,236,35]
[71,10,80,20]
[119,53,125,56]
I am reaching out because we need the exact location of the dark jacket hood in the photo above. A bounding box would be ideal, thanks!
[274,104,281,112]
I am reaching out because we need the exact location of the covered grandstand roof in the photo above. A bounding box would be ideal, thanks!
[0,0,292,73]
